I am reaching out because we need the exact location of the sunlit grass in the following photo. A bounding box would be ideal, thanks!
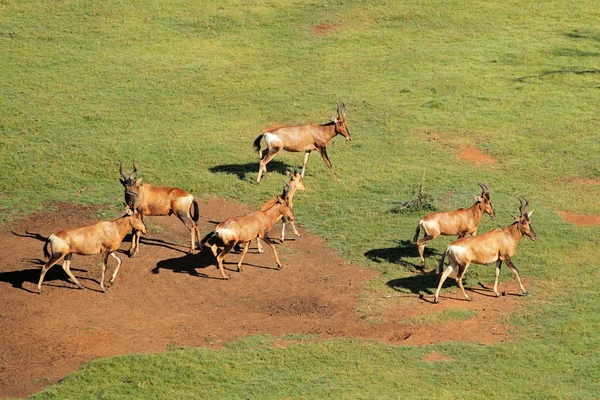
[2,0,600,398]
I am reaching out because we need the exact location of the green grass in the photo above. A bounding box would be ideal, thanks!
[405,308,478,326]
[2,0,600,398]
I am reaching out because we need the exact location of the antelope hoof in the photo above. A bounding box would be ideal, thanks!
[277,264,283,270]
[129,250,138,258]
[521,291,528,296]
[78,285,85,290]
[38,290,43,295]
[223,275,230,280]
[495,292,501,298]
[433,297,439,304]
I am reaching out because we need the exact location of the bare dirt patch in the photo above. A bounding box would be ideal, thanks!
[457,145,496,164]
[558,211,600,226]
[312,22,339,35]
[423,351,450,363]
[569,177,600,186]
[0,199,522,398]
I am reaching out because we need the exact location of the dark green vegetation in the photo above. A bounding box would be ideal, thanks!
[1,0,599,398]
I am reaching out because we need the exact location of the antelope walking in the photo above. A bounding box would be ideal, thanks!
[253,102,352,183]
[255,168,305,253]
[414,183,495,268]
[200,184,295,280]
[433,198,537,304]
[120,162,201,256]
[38,208,147,294]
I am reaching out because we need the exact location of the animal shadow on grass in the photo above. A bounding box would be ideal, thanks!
[209,160,290,180]
[386,271,445,300]
[364,239,441,271]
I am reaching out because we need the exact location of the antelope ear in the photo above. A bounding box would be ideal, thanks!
[125,206,133,216]
[276,195,284,204]
[511,215,520,221]
[527,210,534,218]
[331,115,338,123]
[286,171,293,177]
[475,196,482,202]
[120,179,126,185]
[135,178,143,185]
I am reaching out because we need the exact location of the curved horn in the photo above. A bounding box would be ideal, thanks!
[522,197,530,214]
[518,197,527,216]
[129,161,139,180]
[294,166,299,175]
[282,182,291,199]
[119,161,128,180]
[336,102,342,117]
[341,101,346,116]
[477,182,489,194]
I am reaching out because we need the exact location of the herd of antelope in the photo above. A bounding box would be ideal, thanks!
[37,102,537,304]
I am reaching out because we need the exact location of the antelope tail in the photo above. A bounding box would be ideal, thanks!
[190,199,200,223]
[438,249,448,275]
[253,134,264,158]
[413,221,421,243]
[43,237,51,260]
[200,231,216,246]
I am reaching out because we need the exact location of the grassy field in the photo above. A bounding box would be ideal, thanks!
[2,0,600,398]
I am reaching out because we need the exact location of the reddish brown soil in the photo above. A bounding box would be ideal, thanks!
[457,145,496,164]
[0,199,523,398]
[558,211,600,226]
[312,22,339,35]
[423,350,451,363]
[569,177,600,186]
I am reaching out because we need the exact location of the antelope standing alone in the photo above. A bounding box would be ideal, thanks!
[413,183,495,268]
[255,168,305,253]
[200,184,295,280]
[120,162,201,256]
[38,208,147,294]
[253,102,351,183]
[433,198,537,304]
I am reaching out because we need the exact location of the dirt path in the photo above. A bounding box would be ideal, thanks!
[0,199,523,398]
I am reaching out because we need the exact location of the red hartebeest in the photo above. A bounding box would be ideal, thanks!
[414,183,495,268]
[433,198,537,304]
[200,184,295,280]
[120,162,200,256]
[38,208,147,294]
[253,102,352,183]
[255,168,305,253]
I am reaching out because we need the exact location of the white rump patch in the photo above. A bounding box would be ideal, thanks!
[216,228,236,243]
[264,133,282,148]
[448,245,468,261]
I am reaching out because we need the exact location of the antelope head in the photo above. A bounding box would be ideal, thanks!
[286,167,306,192]
[332,102,351,141]
[119,161,142,209]
[476,182,495,218]
[125,204,148,234]
[277,182,295,221]
[513,197,537,241]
